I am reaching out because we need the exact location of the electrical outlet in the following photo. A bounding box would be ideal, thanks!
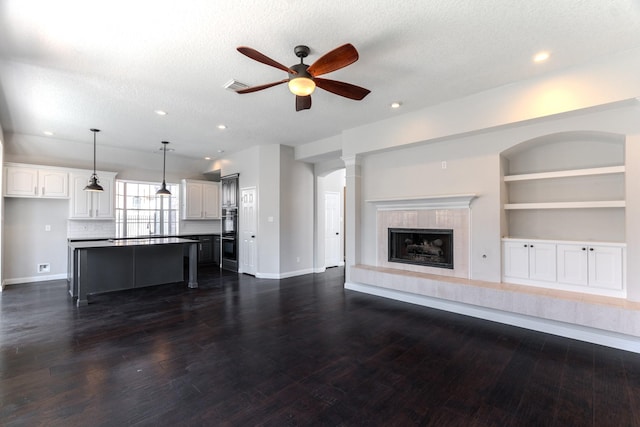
[37,263,50,273]
[45,225,51,232]
[441,161,447,169]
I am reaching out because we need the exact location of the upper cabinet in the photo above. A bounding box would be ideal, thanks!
[69,171,117,219]
[4,164,69,198]
[221,173,239,208]
[182,179,220,219]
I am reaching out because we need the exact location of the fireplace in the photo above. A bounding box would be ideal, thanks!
[388,228,454,269]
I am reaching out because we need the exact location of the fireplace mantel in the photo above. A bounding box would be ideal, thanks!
[366,194,477,210]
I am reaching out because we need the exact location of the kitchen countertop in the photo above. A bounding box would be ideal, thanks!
[68,237,198,249]
[68,233,220,242]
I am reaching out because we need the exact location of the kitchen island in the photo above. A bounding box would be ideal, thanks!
[68,237,199,306]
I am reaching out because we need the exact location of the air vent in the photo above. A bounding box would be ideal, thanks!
[223,79,249,91]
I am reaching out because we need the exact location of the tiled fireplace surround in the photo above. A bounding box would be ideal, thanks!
[377,208,469,278]
[347,195,640,352]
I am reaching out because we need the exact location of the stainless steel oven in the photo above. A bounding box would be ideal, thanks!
[221,236,237,271]
[222,207,237,237]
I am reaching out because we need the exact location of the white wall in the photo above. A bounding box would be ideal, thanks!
[626,135,640,301]
[279,146,314,275]
[257,145,280,276]
[4,198,68,283]
[0,125,4,288]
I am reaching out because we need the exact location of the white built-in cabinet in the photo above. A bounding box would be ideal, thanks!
[556,243,623,290]
[503,238,625,296]
[503,240,556,282]
[4,164,69,198]
[182,179,220,219]
[69,171,117,219]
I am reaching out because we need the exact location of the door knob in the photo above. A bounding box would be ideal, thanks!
[335,232,339,235]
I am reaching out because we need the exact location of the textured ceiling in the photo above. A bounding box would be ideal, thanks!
[1,0,640,160]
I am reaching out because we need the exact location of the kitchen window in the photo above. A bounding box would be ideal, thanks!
[115,180,180,237]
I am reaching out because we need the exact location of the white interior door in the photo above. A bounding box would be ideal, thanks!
[324,191,342,267]
[240,187,257,275]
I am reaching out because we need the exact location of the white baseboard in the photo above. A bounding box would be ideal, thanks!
[4,274,67,286]
[256,268,315,280]
[345,281,640,354]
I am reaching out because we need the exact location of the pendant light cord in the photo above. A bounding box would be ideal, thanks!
[93,130,97,175]
[162,142,167,183]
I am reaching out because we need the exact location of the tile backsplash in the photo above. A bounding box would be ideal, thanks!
[67,220,116,239]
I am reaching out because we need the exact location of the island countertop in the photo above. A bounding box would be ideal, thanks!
[68,237,198,250]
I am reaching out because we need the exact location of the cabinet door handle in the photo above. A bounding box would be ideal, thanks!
[530,245,534,248]
[42,186,45,195]
[582,247,586,251]
[34,186,38,195]
[523,244,528,247]
[589,247,594,251]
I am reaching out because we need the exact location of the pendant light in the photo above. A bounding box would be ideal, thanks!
[156,141,171,196]
[84,128,104,192]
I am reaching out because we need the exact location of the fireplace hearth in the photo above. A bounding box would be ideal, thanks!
[388,228,453,269]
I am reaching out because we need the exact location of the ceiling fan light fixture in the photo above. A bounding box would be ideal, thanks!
[288,76,316,96]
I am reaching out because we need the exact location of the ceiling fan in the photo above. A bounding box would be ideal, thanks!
[235,43,371,111]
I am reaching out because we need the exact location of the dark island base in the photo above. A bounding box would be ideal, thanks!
[69,238,198,305]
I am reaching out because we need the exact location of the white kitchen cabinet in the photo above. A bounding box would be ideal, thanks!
[69,171,116,219]
[557,244,623,290]
[503,240,556,282]
[182,180,220,219]
[4,164,68,198]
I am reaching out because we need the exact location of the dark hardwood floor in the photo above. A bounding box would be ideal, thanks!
[1,266,640,426]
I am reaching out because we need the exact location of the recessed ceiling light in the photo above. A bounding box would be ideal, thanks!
[533,51,550,63]
[390,102,402,109]
[217,124,227,130]
[217,149,225,153]
[43,131,54,136]
[154,110,168,116]
[204,157,211,160]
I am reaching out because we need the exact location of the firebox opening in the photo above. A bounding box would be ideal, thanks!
[388,228,454,269]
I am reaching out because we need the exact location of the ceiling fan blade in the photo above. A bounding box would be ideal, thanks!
[237,46,295,74]
[307,43,359,77]
[296,95,312,111]
[235,79,289,94]
[314,77,371,100]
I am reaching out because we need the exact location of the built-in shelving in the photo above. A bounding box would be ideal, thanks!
[504,200,626,210]
[503,165,625,211]
[503,165,625,182]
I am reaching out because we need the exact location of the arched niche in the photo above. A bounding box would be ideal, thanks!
[500,130,626,242]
